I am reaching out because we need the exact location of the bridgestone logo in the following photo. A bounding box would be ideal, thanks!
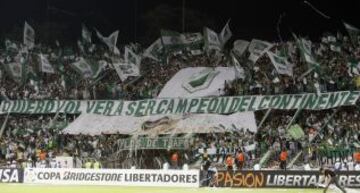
[37,171,197,183]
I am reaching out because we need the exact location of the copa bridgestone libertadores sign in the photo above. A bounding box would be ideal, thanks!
[214,170,360,188]
[24,168,200,187]
[0,91,359,116]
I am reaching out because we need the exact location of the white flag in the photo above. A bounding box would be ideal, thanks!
[24,21,35,49]
[219,20,232,47]
[343,22,360,44]
[203,27,221,51]
[71,57,102,79]
[232,55,245,79]
[160,30,203,52]
[112,58,140,82]
[266,52,293,76]
[71,57,93,78]
[81,24,92,43]
[248,39,273,63]
[233,40,250,57]
[39,54,55,74]
[125,47,141,67]
[96,29,119,53]
[143,38,163,61]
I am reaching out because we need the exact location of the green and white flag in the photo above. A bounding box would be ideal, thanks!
[161,30,203,52]
[327,35,336,43]
[39,54,55,74]
[233,39,250,57]
[248,39,273,63]
[158,67,235,98]
[96,29,120,54]
[203,27,221,51]
[23,21,35,49]
[232,54,245,79]
[266,51,293,76]
[343,22,360,45]
[125,46,141,67]
[288,124,305,140]
[112,58,140,82]
[219,20,232,47]
[293,34,319,68]
[81,24,92,43]
[143,38,163,61]
[347,57,360,75]
[71,57,103,79]
[5,39,18,51]
[3,52,26,83]
[330,42,341,52]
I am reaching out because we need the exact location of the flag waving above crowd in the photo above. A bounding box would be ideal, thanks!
[23,21,35,49]
[96,29,120,54]
[248,39,273,63]
[39,54,55,74]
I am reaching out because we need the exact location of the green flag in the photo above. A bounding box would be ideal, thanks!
[288,124,305,140]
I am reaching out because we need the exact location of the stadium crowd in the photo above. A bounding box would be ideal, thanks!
[0,22,360,171]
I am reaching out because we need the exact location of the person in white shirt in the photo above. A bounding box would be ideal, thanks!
[50,158,57,168]
[334,158,341,171]
[10,160,17,168]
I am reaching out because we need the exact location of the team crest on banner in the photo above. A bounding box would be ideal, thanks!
[182,68,219,93]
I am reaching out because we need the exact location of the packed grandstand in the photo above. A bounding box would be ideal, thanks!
[0,18,360,189]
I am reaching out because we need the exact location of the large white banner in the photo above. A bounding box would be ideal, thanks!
[24,168,200,187]
[62,112,257,135]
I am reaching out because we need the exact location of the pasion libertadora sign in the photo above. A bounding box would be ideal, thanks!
[1,91,359,116]
[215,171,360,188]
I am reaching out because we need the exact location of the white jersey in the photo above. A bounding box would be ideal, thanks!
[26,162,33,168]
[40,161,47,168]
[50,159,57,168]
[355,164,360,171]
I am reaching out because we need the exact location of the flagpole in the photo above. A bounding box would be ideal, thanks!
[0,112,10,140]
[258,108,272,128]
[285,108,302,131]
[182,0,186,33]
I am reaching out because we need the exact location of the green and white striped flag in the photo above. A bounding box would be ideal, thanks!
[161,30,203,53]
[343,22,360,45]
